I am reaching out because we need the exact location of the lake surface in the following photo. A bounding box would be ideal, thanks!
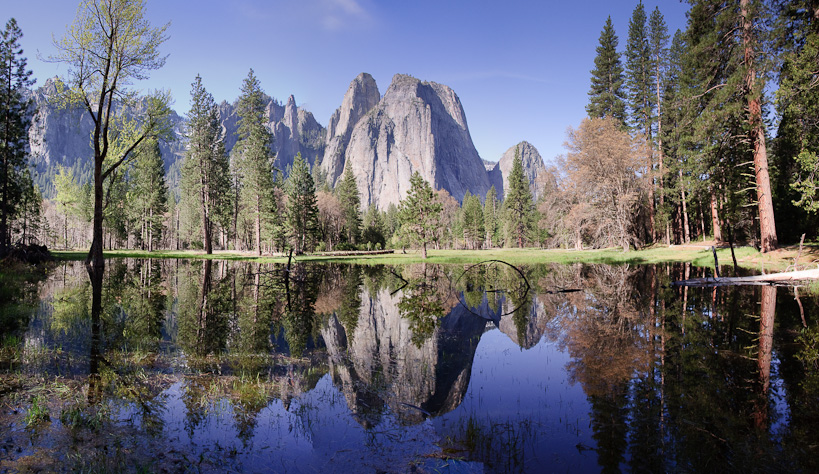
[1,259,818,473]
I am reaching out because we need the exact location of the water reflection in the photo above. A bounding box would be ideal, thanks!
[3,259,819,472]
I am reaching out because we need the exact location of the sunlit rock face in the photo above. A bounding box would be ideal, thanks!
[321,73,381,187]
[217,94,325,174]
[341,74,491,209]
[489,140,547,199]
[321,287,487,425]
[26,78,186,193]
[27,74,544,207]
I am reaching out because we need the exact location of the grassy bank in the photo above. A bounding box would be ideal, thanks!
[49,243,818,270]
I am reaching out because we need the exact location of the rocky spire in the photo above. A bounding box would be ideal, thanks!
[321,73,380,186]
[343,74,491,209]
[490,141,546,199]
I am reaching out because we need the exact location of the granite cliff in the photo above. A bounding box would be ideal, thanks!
[338,74,491,209]
[488,140,548,200]
[217,93,325,172]
[321,73,381,187]
[26,74,546,207]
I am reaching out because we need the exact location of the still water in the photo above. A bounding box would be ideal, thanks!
[1,259,818,473]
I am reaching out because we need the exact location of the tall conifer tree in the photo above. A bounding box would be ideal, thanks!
[286,152,319,254]
[626,2,656,239]
[181,75,230,254]
[587,17,628,126]
[461,191,484,249]
[505,147,535,248]
[626,2,654,134]
[128,138,167,251]
[649,7,670,241]
[336,165,361,246]
[683,0,777,251]
[0,18,35,254]
[234,69,276,255]
[483,185,500,248]
[775,0,819,239]
[399,172,441,259]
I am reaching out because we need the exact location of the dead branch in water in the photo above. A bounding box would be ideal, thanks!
[672,269,819,287]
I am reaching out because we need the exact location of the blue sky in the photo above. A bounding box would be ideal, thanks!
[5,0,691,165]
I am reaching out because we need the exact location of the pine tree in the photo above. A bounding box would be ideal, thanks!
[683,0,777,250]
[626,2,654,134]
[336,165,361,246]
[362,205,385,249]
[286,153,319,254]
[128,138,167,251]
[775,0,819,237]
[234,69,276,255]
[103,172,129,247]
[0,18,35,254]
[626,2,657,239]
[483,185,500,248]
[14,170,42,246]
[181,75,231,254]
[740,0,778,251]
[587,16,628,125]
[399,171,442,259]
[649,7,670,242]
[461,191,484,249]
[505,147,535,248]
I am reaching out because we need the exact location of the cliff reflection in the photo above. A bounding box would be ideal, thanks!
[18,258,818,472]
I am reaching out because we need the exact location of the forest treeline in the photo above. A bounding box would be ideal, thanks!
[1,0,819,259]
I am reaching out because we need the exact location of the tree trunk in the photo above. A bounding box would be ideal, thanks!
[87,157,105,269]
[647,145,656,242]
[742,0,778,252]
[255,195,261,256]
[680,169,690,243]
[148,208,154,252]
[710,188,722,242]
[656,55,666,245]
[0,177,7,254]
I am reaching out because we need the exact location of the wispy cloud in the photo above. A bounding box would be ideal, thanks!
[318,0,375,32]
[230,0,375,32]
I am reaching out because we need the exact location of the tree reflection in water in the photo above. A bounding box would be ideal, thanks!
[6,259,819,472]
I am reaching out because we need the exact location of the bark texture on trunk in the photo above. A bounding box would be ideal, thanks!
[710,188,722,242]
[742,0,778,252]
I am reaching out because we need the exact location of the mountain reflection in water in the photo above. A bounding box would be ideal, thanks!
[2,259,818,473]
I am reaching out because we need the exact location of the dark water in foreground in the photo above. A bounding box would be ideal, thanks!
[2,259,819,473]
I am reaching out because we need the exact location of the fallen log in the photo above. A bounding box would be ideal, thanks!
[672,269,819,287]
[306,249,395,257]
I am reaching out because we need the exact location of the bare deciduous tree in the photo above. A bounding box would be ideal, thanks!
[563,116,648,251]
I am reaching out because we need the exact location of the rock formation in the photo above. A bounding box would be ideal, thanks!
[321,73,381,187]
[340,74,492,209]
[26,73,547,208]
[26,78,186,196]
[320,284,487,425]
[489,140,547,200]
[217,94,325,173]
